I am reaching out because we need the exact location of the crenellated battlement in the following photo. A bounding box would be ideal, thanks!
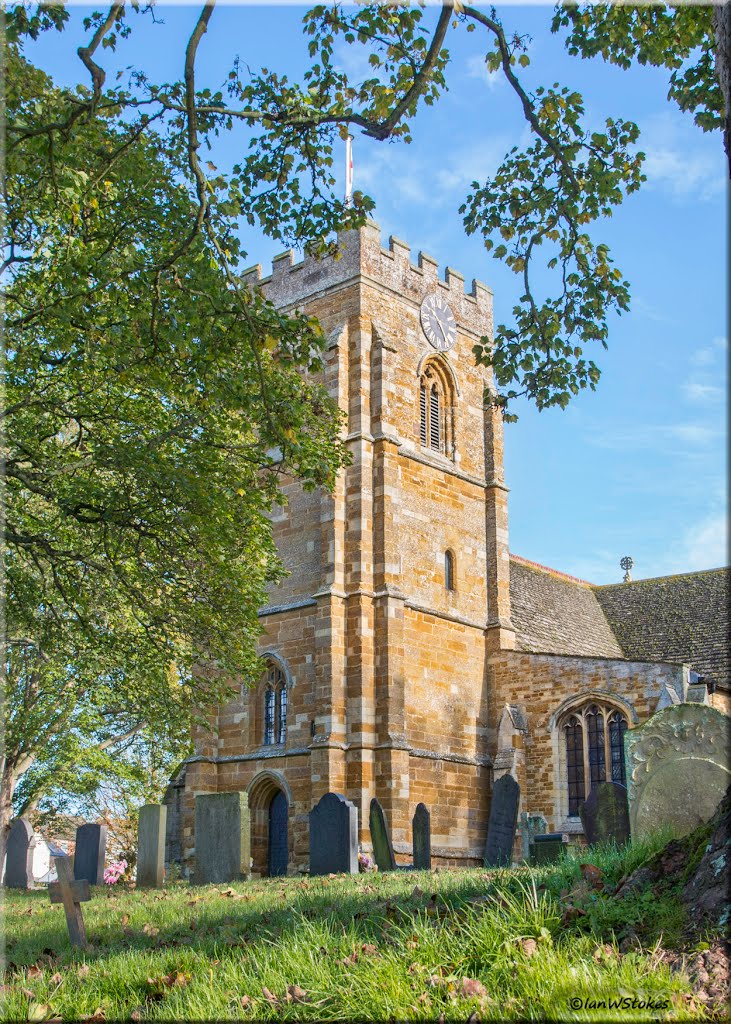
[242,220,492,334]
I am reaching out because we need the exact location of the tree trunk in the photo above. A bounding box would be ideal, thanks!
[713,2,731,178]
[0,771,18,877]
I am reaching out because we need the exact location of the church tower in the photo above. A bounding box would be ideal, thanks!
[181,221,515,874]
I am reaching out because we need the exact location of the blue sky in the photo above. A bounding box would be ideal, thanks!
[31,2,728,584]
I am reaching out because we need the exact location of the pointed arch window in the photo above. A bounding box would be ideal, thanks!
[262,660,287,745]
[445,550,455,591]
[561,701,629,815]
[418,362,453,456]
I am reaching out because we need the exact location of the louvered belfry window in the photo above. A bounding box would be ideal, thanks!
[562,701,629,816]
[419,365,448,454]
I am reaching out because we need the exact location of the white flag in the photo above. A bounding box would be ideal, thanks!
[345,135,354,206]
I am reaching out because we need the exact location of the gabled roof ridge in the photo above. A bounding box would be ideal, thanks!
[509,553,593,587]
[595,565,730,589]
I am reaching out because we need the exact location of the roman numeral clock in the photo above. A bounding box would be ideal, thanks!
[420,294,457,352]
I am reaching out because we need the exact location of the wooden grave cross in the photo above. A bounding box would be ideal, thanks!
[48,855,90,947]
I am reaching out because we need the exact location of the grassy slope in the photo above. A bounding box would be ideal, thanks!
[2,835,716,1022]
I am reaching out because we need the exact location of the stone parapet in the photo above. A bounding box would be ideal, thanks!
[242,220,493,339]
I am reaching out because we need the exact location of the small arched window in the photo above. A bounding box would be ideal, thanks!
[445,550,455,591]
[262,660,287,745]
[418,363,452,455]
[561,701,629,815]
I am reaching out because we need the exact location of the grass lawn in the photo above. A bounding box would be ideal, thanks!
[2,835,719,1022]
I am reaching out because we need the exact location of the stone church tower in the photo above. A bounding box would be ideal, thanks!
[181,220,516,874]
[174,221,729,877]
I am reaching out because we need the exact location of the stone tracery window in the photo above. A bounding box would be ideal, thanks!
[262,660,287,745]
[418,361,453,456]
[561,701,628,815]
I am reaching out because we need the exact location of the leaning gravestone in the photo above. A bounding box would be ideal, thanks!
[74,824,107,885]
[4,818,36,889]
[309,792,358,876]
[137,804,167,887]
[412,803,431,870]
[625,704,731,838]
[195,792,251,885]
[484,775,520,867]
[369,798,396,871]
[579,782,630,846]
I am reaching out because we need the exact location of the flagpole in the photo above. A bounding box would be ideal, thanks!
[345,134,354,207]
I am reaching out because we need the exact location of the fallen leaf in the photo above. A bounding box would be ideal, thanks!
[593,943,616,961]
[130,1009,143,1022]
[361,943,378,956]
[50,973,62,985]
[580,863,604,890]
[285,985,309,1004]
[520,938,538,957]
[459,978,488,1000]
[142,923,159,937]
[417,993,431,1006]
[26,1004,53,1022]
[427,975,442,987]
[338,951,358,967]
[22,988,36,1001]
[262,986,278,1005]
[406,936,419,950]
[240,995,252,1009]
[27,966,43,979]
[77,965,90,979]
[120,914,129,926]
[82,1009,106,1022]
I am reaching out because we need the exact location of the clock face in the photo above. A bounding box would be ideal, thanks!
[420,294,457,352]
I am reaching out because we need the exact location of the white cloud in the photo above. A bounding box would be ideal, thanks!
[690,336,727,366]
[681,513,729,570]
[682,381,724,403]
[587,420,721,451]
[465,53,504,91]
[640,113,726,202]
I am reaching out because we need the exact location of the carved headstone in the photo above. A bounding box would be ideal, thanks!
[484,775,520,867]
[625,704,731,838]
[309,793,358,876]
[74,824,107,885]
[369,798,396,871]
[194,792,251,885]
[4,818,36,888]
[137,804,167,887]
[579,782,630,846]
[412,803,431,870]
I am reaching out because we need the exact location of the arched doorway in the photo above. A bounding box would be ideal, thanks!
[247,770,292,877]
[268,791,288,876]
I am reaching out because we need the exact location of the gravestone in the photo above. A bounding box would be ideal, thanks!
[73,823,107,885]
[579,782,630,846]
[484,775,520,867]
[137,804,167,887]
[412,803,431,870]
[49,856,90,948]
[4,818,36,888]
[625,704,731,838]
[309,792,358,876]
[519,812,547,863]
[529,833,569,865]
[194,792,251,885]
[369,798,396,871]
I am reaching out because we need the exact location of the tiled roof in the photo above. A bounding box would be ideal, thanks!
[509,555,625,659]
[594,568,730,690]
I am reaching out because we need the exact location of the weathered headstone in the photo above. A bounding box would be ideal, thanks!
[579,782,630,846]
[194,792,251,885]
[529,833,569,865]
[625,704,731,838]
[137,804,167,887]
[309,792,358,876]
[412,803,431,870]
[73,823,107,885]
[369,798,396,871]
[3,818,36,889]
[484,775,520,867]
[519,812,547,863]
[49,855,90,948]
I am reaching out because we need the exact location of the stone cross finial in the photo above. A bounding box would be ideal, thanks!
[620,556,634,583]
